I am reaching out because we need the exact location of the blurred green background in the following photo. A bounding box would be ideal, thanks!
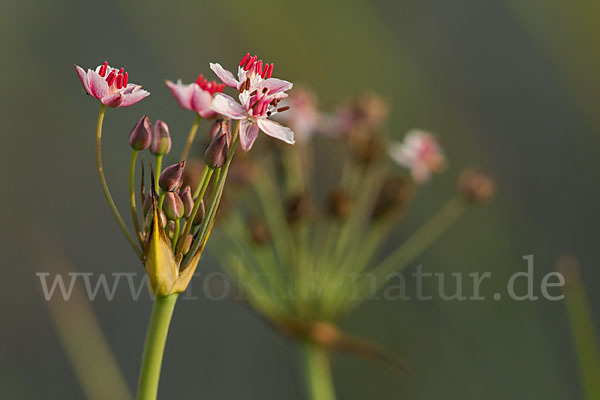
[1,0,599,398]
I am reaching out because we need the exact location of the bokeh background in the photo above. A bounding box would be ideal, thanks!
[2,0,599,398]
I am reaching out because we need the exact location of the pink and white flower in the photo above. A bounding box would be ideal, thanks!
[210,53,281,93]
[389,130,446,183]
[165,74,226,119]
[75,61,149,108]
[209,53,295,151]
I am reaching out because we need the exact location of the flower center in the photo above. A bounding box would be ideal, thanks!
[98,61,128,91]
[195,74,226,94]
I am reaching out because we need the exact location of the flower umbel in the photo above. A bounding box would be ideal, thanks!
[75,61,149,107]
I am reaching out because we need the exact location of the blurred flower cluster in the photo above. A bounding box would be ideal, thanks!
[200,87,496,369]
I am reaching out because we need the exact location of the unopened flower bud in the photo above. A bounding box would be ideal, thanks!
[129,115,152,150]
[151,120,171,155]
[167,220,176,238]
[193,199,206,225]
[180,234,194,255]
[286,193,311,225]
[328,188,352,219]
[144,208,167,231]
[163,192,184,220]
[210,119,223,140]
[459,168,495,204]
[249,217,270,246]
[159,161,185,192]
[180,186,194,217]
[204,132,229,168]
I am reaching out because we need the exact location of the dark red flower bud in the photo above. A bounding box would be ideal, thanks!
[129,115,152,150]
[163,192,184,220]
[159,161,185,192]
[151,120,171,155]
[210,119,223,140]
[204,132,229,168]
[180,185,194,218]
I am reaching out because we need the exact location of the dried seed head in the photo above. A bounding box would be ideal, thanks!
[328,188,352,219]
[159,161,185,192]
[163,192,184,220]
[248,217,270,246]
[372,176,413,219]
[286,193,311,225]
[459,168,495,204]
[151,120,172,155]
[128,115,152,150]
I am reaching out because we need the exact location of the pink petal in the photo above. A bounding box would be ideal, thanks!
[190,85,213,113]
[74,65,92,96]
[102,92,123,107]
[118,89,150,107]
[166,80,193,110]
[87,69,109,100]
[239,120,259,152]
[257,118,295,145]
[210,63,240,88]
[211,93,246,119]
[259,78,293,95]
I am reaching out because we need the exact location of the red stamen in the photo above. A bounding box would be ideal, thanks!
[267,63,274,79]
[116,73,123,89]
[256,60,263,76]
[262,64,269,78]
[239,53,250,67]
[123,72,128,86]
[106,71,116,86]
[99,61,108,77]
[195,74,204,85]
[244,56,257,71]
[118,67,124,74]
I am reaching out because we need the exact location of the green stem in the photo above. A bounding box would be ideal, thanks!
[181,114,202,161]
[302,342,336,400]
[130,150,144,245]
[171,219,181,250]
[137,294,178,400]
[95,104,143,260]
[154,155,163,193]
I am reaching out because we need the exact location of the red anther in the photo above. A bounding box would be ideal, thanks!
[239,53,250,67]
[277,106,290,113]
[99,61,108,77]
[256,60,263,76]
[267,63,274,79]
[118,67,124,74]
[116,73,123,89]
[123,72,128,86]
[195,74,204,85]
[106,70,116,86]
[244,56,257,71]
[206,81,213,92]
[262,63,269,78]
